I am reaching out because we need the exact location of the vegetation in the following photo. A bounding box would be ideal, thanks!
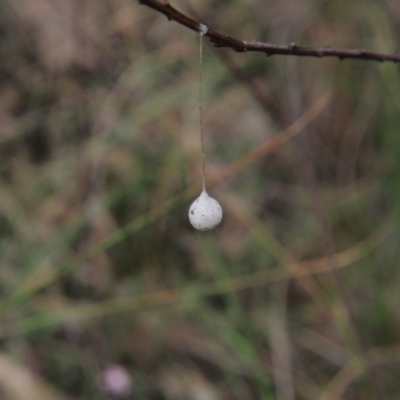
[0,0,399,399]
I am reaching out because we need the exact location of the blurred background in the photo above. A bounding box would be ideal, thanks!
[0,0,399,399]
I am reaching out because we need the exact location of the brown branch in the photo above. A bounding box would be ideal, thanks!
[139,0,400,63]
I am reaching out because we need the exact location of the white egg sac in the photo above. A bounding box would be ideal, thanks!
[189,189,223,231]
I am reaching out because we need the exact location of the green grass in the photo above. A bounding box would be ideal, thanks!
[0,0,399,399]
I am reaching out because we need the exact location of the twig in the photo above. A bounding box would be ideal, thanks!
[139,0,400,63]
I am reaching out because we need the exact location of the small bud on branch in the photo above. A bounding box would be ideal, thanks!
[139,0,400,63]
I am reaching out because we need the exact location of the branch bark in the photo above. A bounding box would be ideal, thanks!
[139,0,400,63]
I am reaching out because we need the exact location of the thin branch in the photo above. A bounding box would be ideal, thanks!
[139,0,400,63]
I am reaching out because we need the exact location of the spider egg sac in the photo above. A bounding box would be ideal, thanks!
[189,189,223,231]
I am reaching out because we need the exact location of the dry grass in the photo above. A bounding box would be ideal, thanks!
[0,0,399,399]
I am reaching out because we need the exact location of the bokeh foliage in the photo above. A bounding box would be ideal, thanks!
[0,0,399,399]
